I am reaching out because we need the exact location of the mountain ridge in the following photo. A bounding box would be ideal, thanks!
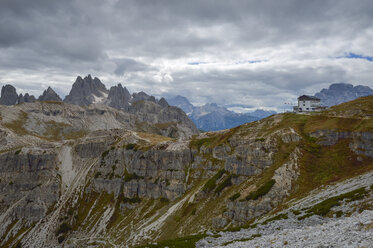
[315,82,373,107]
[166,95,275,131]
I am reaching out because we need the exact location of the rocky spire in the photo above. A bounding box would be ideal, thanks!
[0,84,18,105]
[38,87,62,102]
[18,93,36,103]
[64,75,108,106]
[107,83,131,110]
[158,97,169,108]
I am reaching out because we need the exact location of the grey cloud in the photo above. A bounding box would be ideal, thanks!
[113,58,153,75]
[1,0,373,110]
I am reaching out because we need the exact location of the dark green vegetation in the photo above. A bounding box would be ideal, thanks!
[135,234,207,248]
[229,192,241,201]
[215,175,232,194]
[55,222,72,236]
[125,143,138,150]
[306,187,368,216]
[189,126,240,152]
[246,179,276,201]
[297,187,369,220]
[222,234,262,246]
[203,169,226,192]
[262,213,288,225]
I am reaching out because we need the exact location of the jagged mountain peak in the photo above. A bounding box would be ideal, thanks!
[107,83,131,110]
[39,86,62,102]
[64,75,108,106]
[18,92,36,103]
[0,84,18,106]
[158,97,169,108]
[315,82,373,107]
[166,95,194,114]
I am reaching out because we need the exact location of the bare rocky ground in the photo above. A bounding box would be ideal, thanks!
[197,171,373,248]
[199,210,373,248]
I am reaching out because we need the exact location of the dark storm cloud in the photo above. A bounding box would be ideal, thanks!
[0,0,373,109]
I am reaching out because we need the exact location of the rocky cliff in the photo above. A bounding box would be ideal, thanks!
[0,96,372,247]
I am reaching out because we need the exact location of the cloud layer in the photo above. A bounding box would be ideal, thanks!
[1,0,373,110]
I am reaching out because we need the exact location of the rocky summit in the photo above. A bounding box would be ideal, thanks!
[0,92,372,247]
[64,75,109,106]
[0,85,36,106]
[0,85,19,106]
[38,87,62,102]
[315,82,373,107]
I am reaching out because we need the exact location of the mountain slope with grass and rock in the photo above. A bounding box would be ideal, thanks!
[0,94,372,248]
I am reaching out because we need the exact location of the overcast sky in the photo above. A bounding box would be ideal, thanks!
[0,0,372,111]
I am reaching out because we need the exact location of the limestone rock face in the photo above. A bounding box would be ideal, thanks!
[0,84,18,105]
[64,75,108,105]
[107,83,131,110]
[311,130,373,157]
[89,141,193,201]
[38,87,62,102]
[0,148,59,223]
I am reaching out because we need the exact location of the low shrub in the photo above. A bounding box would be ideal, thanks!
[246,179,276,201]
[55,222,71,236]
[291,209,301,215]
[135,234,207,248]
[124,172,144,182]
[57,235,65,243]
[215,175,232,194]
[125,143,138,150]
[160,197,170,203]
[203,169,226,192]
[306,187,367,216]
[262,213,288,225]
[229,192,241,201]
[101,150,109,159]
[122,197,141,204]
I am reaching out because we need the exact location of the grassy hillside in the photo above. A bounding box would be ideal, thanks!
[134,95,373,247]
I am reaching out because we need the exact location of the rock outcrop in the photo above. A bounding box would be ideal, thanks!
[107,83,131,110]
[64,74,108,105]
[18,93,36,103]
[38,87,62,102]
[0,84,18,105]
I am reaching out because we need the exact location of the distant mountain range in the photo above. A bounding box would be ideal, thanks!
[167,95,276,131]
[315,83,373,107]
[0,75,198,138]
[1,78,372,132]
